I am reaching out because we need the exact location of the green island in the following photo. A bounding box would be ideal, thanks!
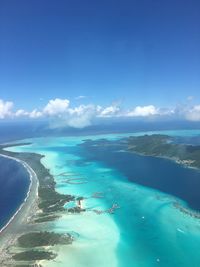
[0,143,83,267]
[127,134,200,168]
[125,134,200,218]
[12,250,56,261]
[17,232,73,248]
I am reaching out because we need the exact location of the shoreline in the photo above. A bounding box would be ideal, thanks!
[129,150,200,171]
[0,144,77,265]
[0,154,38,234]
[0,153,39,264]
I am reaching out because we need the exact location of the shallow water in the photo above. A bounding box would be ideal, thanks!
[6,130,200,267]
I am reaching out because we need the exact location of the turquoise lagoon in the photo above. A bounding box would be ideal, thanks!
[6,130,200,267]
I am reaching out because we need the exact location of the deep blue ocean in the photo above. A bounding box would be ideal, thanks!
[0,156,30,230]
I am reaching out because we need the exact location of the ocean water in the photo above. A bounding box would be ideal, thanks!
[80,140,200,211]
[6,130,200,267]
[0,156,30,230]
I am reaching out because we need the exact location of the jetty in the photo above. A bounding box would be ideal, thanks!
[77,199,83,209]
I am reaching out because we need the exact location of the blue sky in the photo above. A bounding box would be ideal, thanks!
[0,0,200,127]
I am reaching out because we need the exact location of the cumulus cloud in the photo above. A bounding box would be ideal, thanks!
[43,98,70,116]
[0,99,14,119]
[29,109,43,118]
[48,104,97,129]
[185,105,200,121]
[126,105,159,117]
[15,109,29,117]
[67,105,97,128]
[2,97,200,127]
[99,104,121,117]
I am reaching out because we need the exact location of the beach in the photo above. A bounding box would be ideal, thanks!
[0,154,39,266]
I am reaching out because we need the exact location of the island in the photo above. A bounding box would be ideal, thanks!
[81,134,200,218]
[0,143,84,267]
[126,134,200,218]
[126,134,200,168]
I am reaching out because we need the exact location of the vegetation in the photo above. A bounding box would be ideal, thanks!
[15,265,42,267]
[68,206,84,213]
[34,214,60,223]
[12,250,56,261]
[18,231,73,247]
[127,134,200,168]
[0,143,76,265]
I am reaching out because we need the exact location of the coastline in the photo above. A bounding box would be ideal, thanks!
[0,153,39,265]
[0,154,38,234]
[84,136,200,217]
[0,143,76,266]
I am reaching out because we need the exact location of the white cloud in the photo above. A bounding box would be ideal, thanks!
[43,98,70,116]
[29,109,43,118]
[185,105,200,121]
[126,105,159,117]
[0,99,14,119]
[27,99,97,128]
[44,103,98,129]
[15,109,29,117]
[67,105,96,128]
[2,97,200,127]
[99,105,121,117]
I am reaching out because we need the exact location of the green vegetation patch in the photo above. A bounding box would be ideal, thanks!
[15,265,43,267]
[34,214,60,223]
[12,250,56,261]
[18,231,73,248]
[127,134,200,168]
